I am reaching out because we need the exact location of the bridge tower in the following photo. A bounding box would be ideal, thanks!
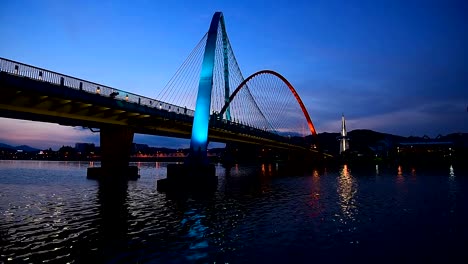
[160,12,230,191]
[339,114,349,154]
[190,11,230,163]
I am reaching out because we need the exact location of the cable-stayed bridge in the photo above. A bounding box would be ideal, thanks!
[0,12,327,182]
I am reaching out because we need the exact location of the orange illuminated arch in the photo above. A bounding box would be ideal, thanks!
[219,70,317,136]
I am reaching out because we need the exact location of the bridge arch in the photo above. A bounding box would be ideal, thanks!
[219,70,317,136]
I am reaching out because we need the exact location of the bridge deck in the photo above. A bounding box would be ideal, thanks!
[0,57,320,152]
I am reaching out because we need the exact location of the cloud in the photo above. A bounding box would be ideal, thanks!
[317,101,468,137]
[0,118,99,150]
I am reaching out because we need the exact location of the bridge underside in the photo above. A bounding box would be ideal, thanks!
[0,72,193,138]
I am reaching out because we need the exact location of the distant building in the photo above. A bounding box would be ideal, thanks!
[397,141,453,154]
[369,138,392,158]
[338,114,349,154]
[75,143,95,154]
[132,143,150,154]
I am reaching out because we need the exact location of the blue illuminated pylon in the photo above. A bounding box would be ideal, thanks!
[190,12,230,161]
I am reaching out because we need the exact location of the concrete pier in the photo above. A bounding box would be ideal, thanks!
[87,126,139,180]
[157,163,217,192]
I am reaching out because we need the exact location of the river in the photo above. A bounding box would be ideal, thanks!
[1,160,467,263]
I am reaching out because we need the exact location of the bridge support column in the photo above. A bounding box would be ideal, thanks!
[157,147,217,192]
[157,163,217,193]
[87,126,139,180]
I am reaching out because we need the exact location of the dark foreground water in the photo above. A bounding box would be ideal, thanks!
[0,160,467,263]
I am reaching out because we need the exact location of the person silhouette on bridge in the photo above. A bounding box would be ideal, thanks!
[110,91,119,98]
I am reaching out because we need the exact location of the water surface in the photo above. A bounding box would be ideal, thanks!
[1,161,467,263]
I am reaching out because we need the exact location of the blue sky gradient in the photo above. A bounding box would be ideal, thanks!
[0,0,467,149]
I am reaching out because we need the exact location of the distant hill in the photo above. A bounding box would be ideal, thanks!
[347,129,406,147]
[306,130,468,156]
[0,143,40,152]
[0,143,13,149]
[348,129,405,141]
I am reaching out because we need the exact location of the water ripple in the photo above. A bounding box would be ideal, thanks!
[1,161,468,263]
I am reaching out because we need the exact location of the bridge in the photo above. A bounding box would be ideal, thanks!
[0,12,327,186]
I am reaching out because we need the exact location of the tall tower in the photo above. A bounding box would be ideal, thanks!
[339,114,349,154]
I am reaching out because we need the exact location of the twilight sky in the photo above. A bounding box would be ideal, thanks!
[0,0,467,150]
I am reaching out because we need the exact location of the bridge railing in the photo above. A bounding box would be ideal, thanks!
[0,57,195,117]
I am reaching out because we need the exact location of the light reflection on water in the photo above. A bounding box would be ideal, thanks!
[449,165,455,179]
[307,169,322,219]
[396,165,405,185]
[337,164,357,221]
[0,160,467,263]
